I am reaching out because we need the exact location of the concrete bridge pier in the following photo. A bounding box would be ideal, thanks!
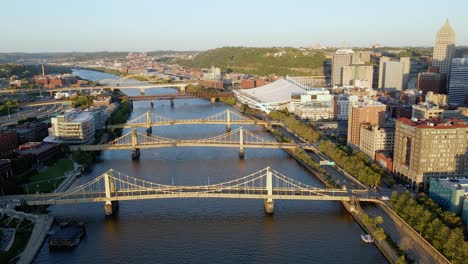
[170,98,174,107]
[104,201,119,216]
[239,127,244,159]
[146,112,152,135]
[264,167,274,214]
[146,127,152,135]
[226,109,231,132]
[131,148,140,160]
[210,97,216,104]
[264,199,274,214]
[239,147,245,159]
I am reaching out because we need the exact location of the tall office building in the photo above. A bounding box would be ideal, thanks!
[381,61,404,90]
[432,19,456,76]
[417,72,443,93]
[378,57,391,88]
[393,118,468,190]
[378,57,410,90]
[342,65,374,88]
[400,57,411,89]
[448,58,468,105]
[347,100,386,149]
[332,49,354,86]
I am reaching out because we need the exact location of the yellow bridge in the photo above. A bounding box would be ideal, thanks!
[3,167,372,216]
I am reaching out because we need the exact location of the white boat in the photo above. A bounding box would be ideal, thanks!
[361,234,374,243]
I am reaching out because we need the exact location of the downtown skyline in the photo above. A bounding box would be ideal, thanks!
[1,0,468,52]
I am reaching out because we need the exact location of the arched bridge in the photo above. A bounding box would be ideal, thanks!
[3,167,372,215]
[107,109,281,132]
[69,127,298,159]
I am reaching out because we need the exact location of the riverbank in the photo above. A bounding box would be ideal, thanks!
[0,209,53,264]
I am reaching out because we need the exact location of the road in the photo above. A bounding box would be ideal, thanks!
[0,104,62,127]
[363,203,438,264]
[275,126,366,191]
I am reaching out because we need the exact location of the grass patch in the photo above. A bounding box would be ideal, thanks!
[0,219,34,264]
[25,159,73,193]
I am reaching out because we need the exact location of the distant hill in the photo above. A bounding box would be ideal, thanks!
[0,51,197,63]
[165,47,326,76]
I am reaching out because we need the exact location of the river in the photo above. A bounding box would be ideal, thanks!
[33,69,386,263]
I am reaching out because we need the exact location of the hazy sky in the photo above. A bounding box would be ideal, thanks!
[1,0,467,52]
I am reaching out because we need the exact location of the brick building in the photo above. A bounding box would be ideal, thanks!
[0,129,18,157]
[393,118,468,190]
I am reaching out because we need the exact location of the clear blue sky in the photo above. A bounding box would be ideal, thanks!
[1,0,467,52]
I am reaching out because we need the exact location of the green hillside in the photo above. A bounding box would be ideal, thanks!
[170,47,326,76]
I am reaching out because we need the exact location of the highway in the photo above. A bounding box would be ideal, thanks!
[0,104,63,127]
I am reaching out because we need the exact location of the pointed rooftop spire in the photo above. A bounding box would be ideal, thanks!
[439,19,455,35]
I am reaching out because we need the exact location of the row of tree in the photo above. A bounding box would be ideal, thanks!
[390,191,468,264]
[268,111,320,143]
[318,140,382,187]
[0,98,20,116]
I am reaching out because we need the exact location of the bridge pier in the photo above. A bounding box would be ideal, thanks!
[210,97,216,104]
[170,98,174,107]
[239,127,244,159]
[226,109,231,132]
[264,199,274,214]
[239,147,245,159]
[264,167,274,214]
[132,148,140,160]
[146,127,152,135]
[150,101,154,108]
[104,201,119,216]
[140,88,145,95]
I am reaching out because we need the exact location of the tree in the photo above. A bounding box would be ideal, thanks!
[373,227,387,241]
[395,255,408,264]
[443,229,466,263]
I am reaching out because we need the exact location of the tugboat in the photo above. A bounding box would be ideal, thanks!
[49,222,86,249]
[361,234,374,243]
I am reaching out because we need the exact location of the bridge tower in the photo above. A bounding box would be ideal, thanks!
[103,171,119,216]
[145,111,152,135]
[264,167,274,214]
[131,129,140,160]
[226,109,231,132]
[239,127,244,159]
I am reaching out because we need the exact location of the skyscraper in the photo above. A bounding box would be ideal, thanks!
[432,19,456,76]
[400,57,411,89]
[347,99,386,150]
[393,117,468,190]
[331,49,354,86]
[378,57,410,91]
[342,65,373,88]
[448,58,468,105]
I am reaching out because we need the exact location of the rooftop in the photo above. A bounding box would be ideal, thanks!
[234,78,306,104]
[335,49,354,55]
[397,117,468,129]
[433,178,468,194]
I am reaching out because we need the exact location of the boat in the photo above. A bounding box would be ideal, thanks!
[49,222,86,249]
[361,234,374,243]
